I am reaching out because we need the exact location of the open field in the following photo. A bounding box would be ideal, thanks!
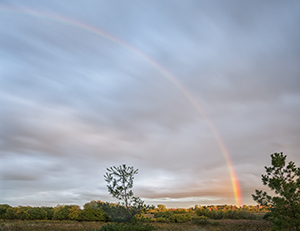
[0,219,272,231]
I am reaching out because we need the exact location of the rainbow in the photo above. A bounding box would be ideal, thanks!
[0,6,242,206]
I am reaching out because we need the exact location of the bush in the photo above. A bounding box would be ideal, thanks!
[195,208,256,220]
[262,212,272,220]
[98,222,156,231]
[88,201,134,222]
[154,211,173,219]
[82,202,108,221]
[5,206,31,220]
[27,207,47,220]
[168,214,192,223]
[157,204,167,212]
[211,221,221,226]
[131,214,149,222]
[41,206,54,220]
[206,210,224,219]
[68,205,82,221]
[252,153,300,231]
[223,210,256,220]
[173,208,187,214]
[53,205,73,220]
[0,204,11,219]
[5,207,19,219]
[192,216,210,225]
[156,217,166,222]
[195,207,207,216]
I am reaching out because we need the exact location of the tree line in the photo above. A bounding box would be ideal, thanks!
[0,153,298,230]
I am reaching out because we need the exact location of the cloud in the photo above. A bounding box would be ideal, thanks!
[0,0,299,207]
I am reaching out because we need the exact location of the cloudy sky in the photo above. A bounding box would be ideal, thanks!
[0,0,299,208]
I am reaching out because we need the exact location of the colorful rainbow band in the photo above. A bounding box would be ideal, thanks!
[0,6,242,206]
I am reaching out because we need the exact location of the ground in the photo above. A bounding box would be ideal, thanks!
[0,219,272,231]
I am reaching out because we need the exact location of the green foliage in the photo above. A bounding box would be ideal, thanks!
[5,206,31,220]
[97,222,156,231]
[82,202,108,221]
[1,203,108,221]
[157,204,167,212]
[104,164,139,209]
[41,206,54,220]
[52,205,69,220]
[5,207,19,219]
[104,164,153,221]
[131,214,149,222]
[262,212,272,220]
[252,152,300,231]
[223,210,256,220]
[173,208,187,214]
[4,206,48,220]
[195,207,256,220]
[155,217,166,222]
[26,207,47,220]
[0,204,11,219]
[192,215,209,225]
[195,207,206,216]
[68,205,82,221]
[168,214,192,223]
[153,210,192,223]
[52,205,75,220]
[88,200,134,222]
[154,211,173,219]
[206,210,224,220]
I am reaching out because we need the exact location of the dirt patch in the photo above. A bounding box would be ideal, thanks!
[144,214,155,218]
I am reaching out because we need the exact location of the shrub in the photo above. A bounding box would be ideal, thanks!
[68,205,82,221]
[88,201,133,222]
[252,153,300,231]
[146,209,157,214]
[53,205,72,220]
[98,222,156,231]
[41,206,54,220]
[131,214,149,222]
[154,211,173,219]
[211,221,221,226]
[27,207,47,220]
[156,217,166,222]
[195,207,207,216]
[223,210,256,220]
[262,212,272,220]
[5,207,19,219]
[173,208,187,214]
[168,214,192,223]
[157,204,167,212]
[5,206,31,220]
[0,204,11,219]
[195,208,256,220]
[192,215,209,225]
[206,210,224,219]
[82,202,108,221]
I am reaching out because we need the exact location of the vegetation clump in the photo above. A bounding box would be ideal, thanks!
[195,206,257,220]
[97,222,156,231]
[104,164,153,221]
[252,152,300,231]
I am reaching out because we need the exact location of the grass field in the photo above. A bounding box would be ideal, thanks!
[0,218,272,231]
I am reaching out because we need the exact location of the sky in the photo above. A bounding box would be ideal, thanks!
[0,0,299,208]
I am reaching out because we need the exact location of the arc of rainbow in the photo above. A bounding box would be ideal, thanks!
[0,6,242,206]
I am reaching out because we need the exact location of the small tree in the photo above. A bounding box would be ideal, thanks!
[104,164,140,209]
[252,152,300,231]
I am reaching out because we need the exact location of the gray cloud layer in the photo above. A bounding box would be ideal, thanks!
[0,0,299,208]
